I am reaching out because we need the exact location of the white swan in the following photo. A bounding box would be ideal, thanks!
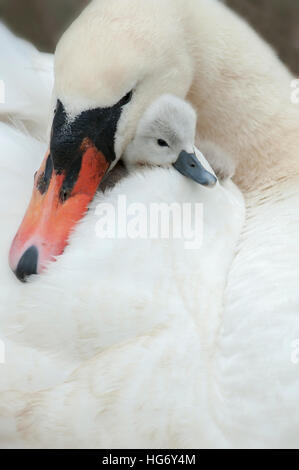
[9,0,298,278]
[1,0,299,448]
[0,23,245,447]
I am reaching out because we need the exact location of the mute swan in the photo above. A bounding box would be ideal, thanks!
[2,0,299,448]
[0,65,245,448]
[9,0,298,280]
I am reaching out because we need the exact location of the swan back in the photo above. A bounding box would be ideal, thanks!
[0,23,53,139]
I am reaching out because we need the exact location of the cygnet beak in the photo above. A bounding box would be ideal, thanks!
[173,151,217,187]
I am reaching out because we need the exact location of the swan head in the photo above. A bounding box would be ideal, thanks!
[123,94,217,186]
[9,0,195,280]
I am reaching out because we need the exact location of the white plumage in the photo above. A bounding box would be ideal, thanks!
[1,0,299,449]
[0,21,245,448]
[0,23,53,139]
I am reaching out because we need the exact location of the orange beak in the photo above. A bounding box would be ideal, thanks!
[9,139,110,281]
[9,92,133,281]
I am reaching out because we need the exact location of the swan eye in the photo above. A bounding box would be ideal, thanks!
[157,139,169,148]
[36,155,53,195]
[59,188,72,203]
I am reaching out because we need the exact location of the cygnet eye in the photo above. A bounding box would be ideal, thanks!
[157,139,169,148]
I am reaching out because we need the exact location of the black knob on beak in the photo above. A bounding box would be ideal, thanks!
[15,245,38,282]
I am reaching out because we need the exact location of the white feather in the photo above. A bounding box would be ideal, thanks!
[0,22,53,139]
[1,0,299,449]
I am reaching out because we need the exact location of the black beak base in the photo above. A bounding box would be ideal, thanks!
[15,245,38,282]
[173,151,217,187]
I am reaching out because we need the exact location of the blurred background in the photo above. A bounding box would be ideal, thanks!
[0,0,298,74]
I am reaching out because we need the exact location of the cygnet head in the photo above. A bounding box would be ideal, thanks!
[123,94,217,187]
